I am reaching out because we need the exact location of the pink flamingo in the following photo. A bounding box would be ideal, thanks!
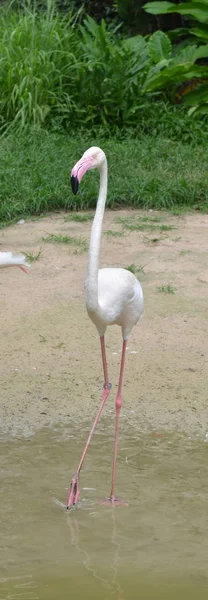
[0,252,29,272]
[67,146,144,508]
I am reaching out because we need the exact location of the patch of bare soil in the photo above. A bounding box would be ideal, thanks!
[0,210,207,437]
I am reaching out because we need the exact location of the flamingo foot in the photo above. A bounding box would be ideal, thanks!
[67,474,80,509]
[99,496,128,507]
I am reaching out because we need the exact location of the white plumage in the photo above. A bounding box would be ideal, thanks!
[93,266,143,339]
[67,146,144,508]
[0,252,29,271]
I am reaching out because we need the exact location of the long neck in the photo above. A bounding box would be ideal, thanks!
[86,159,108,312]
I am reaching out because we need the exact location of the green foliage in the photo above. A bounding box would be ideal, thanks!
[156,284,176,293]
[0,2,81,132]
[0,129,208,225]
[24,247,43,262]
[66,212,94,222]
[144,1,208,41]
[145,1,208,24]
[148,30,172,62]
[0,1,208,130]
[42,232,88,251]
[0,4,152,131]
[144,1,208,115]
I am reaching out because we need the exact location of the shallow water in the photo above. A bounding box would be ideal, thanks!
[1,421,208,599]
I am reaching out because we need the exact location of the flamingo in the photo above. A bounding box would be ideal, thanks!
[67,146,144,508]
[0,252,29,273]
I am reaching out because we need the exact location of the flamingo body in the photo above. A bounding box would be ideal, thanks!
[89,267,143,338]
[0,252,29,272]
[67,146,144,508]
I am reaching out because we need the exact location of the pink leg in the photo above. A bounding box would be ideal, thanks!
[18,265,28,274]
[109,340,127,503]
[67,335,111,508]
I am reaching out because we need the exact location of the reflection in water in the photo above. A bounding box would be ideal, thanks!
[0,574,39,600]
[67,510,126,600]
[0,421,208,599]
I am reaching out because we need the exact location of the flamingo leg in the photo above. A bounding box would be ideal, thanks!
[109,340,127,504]
[67,335,111,508]
[18,265,28,273]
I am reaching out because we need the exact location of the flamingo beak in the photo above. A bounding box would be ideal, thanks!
[71,175,79,195]
[70,156,94,195]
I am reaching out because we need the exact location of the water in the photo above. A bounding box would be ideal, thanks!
[1,422,208,599]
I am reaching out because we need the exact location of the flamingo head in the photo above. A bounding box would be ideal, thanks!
[71,146,106,195]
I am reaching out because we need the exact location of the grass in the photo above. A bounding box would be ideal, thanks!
[143,236,161,244]
[159,224,176,232]
[125,264,145,275]
[156,284,176,294]
[42,233,87,251]
[140,215,163,223]
[179,249,191,256]
[24,248,43,262]
[104,229,125,237]
[65,213,94,222]
[0,129,208,225]
[116,216,176,232]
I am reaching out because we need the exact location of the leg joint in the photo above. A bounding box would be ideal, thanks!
[116,395,122,410]
[103,382,112,391]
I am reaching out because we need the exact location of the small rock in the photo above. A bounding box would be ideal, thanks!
[17,219,25,225]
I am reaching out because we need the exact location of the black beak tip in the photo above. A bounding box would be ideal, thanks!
[71,175,79,195]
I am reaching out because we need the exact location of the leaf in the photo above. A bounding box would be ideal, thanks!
[144,1,208,24]
[194,43,208,58]
[189,25,208,40]
[191,0,208,5]
[143,64,208,92]
[122,35,147,53]
[83,15,100,38]
[148,31,172,63]
[172,44,198,64]
[188,102,208,116]
[168,27,191,40]
[183,83,208,105]
[167,3,208,24]
[188,105,198,116]
[144,2,174,15]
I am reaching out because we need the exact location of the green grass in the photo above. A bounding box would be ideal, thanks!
[116,215,177,232]
[65,213,94,222]
[0,129,208,225]
[125,264,145,275]
[104,229,125,237]
[42,233,87,251]
[159,224,176,232]
[143,236,161,244]
[156,284,176,294]
[24,248,43,262]
[139,215,163,223]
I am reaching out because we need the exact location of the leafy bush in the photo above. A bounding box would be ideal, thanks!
[145,1,208,42]
[144,1,208,115]
[0,1,208,132]
[0,4,152,131]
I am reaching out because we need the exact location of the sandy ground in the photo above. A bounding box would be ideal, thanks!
[0,210,207,437]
